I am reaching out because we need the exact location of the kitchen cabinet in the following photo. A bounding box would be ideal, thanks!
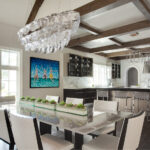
[68,54,93,77]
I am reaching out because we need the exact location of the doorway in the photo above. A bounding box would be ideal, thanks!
[127,67,138,87]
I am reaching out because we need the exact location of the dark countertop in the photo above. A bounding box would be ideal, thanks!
[64,87,150,92]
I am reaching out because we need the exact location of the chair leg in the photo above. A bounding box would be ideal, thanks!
[9,143,14,150]
[56,127,59,131]
[146,100,150,121]
[113,130,116,136]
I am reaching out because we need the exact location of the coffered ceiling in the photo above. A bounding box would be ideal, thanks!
[1,0,150,59]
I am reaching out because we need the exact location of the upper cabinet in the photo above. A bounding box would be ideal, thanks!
[112,63,120,79]
[68,54,93,77]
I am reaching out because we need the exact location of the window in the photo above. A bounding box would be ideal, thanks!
[93,64,111,87]
[0,49,19,97]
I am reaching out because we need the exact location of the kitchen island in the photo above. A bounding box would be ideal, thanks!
[64,87,150,112]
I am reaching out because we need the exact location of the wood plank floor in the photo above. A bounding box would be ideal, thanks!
[0,119,149,150]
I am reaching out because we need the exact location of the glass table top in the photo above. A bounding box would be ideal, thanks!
[2,104,133,135]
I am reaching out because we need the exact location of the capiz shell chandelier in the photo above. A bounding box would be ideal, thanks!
[18,10,80,53]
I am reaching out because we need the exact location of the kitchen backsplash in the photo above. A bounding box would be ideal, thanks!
[63,77,94,88]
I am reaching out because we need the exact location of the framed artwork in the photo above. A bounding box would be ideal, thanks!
[30,57,59,88]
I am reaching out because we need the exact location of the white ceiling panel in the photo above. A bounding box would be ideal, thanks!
[82,2,146,31]
[71,27,91,39]
[80,38,115,49]
[36,0,94,19]
[0,0,35,27]
[117,29,150,42]
[102,48,129,54]
[134,44,150,48]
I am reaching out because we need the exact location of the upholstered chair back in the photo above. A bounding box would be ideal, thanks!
[66,97,83,105]
[134,92,150,100]
[93,100,118,113]
[46,95,60,103]
[10,113,43,150]
[0,109,13,143]
[119,111,145,150]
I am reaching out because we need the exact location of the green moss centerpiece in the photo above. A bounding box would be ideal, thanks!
[35,99,56,110]
[56,101,87,116]
[20,96,36,106]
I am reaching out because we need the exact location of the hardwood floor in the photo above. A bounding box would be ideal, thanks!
[0,119,149,150]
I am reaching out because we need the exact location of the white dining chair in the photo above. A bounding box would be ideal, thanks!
[0,108,15,149]
[91,100,118,136]
[10,112,73,150]
[46,95,60,103]
[66,97,83,105]
[83,111,145,150]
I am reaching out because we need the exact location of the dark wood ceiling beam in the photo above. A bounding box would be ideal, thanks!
[75,0,134,18]
[71,46,107,57]
[91,37,150,53]
[109,38,123,46]
[71,46,90,53]
[26,0,44,24]
[103,47,150,57]
[68,20,150,47]
[80,23,125,46]
[133,0,150,20]
[107,50,131,57]
[80,23,101,34]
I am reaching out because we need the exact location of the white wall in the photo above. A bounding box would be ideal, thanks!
[63,48,108,89]
[22,50,64,99]
[120,58,150,87]
[0,22,22,49]
[22,48,108,99]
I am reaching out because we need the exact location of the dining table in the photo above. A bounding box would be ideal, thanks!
[1,103,133,150]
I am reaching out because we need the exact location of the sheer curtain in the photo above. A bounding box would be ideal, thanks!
[93,64,111,87]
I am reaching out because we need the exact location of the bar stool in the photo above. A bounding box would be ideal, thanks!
[115,91,132,112]
[97,90,109,101]
[133,92,150,121]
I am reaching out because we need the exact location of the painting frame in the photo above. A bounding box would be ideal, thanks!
[30,57,60,88]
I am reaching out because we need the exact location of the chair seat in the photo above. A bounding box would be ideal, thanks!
[92,123,115,135]
[82,134,119,150]
[41,134,73,150]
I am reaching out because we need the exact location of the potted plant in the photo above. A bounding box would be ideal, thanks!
[35,99,56,110]
[20,96,25,101]
[75,104,87,115]
[56,102,87,116]
[20,96,35,106]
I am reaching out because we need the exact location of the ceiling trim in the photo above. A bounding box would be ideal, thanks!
[26,0,44,24]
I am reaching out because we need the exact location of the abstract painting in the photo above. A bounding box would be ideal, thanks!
[30,57,59,88]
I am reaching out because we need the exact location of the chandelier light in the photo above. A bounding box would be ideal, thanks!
[129,49,150,63]
[18,10,80,53]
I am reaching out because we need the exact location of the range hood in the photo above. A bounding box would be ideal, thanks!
[143,61,150,73]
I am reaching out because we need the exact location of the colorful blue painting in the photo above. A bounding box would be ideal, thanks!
[30,57,59,88]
